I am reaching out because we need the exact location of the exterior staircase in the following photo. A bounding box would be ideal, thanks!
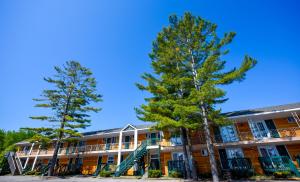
[5,152,23,175]
[114,140,148,177]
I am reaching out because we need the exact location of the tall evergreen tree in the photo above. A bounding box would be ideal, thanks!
[136,13,256,181]
[24,61,102,176]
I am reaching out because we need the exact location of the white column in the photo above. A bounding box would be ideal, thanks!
[31,145,41,171]
[134,129,138,149]
[117,131,123,166]
[24,143,35,169]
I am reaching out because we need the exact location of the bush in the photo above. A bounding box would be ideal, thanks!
[169,170,182,178]
[148,169,161,178]
[273,171,290,178]
[99,170,112,177]
[24,170,41,176]
[231,169,254,179]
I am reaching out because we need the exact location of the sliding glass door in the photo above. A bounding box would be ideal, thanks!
[249,120,270,139]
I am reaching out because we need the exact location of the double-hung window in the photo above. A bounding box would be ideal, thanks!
[220,125,239,143]
[172,152,184,161]
[170,133,182,146]
[249,120,270,139]
[107,155,114,164]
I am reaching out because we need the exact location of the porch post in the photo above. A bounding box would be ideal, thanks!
[117,131,123,166]
[24,143,35,169]
[134,129,138,149]
[31,145,41,171]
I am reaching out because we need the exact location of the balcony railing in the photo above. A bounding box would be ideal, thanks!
[257,156,300,176]
[214,127,300,144]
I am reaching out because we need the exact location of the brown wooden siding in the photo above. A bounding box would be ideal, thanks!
[243,147,264,175]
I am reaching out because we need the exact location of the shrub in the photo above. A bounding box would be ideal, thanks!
[273,171,290,178]
[231,169,254,179]
[169,170,182,178]
[148,169,161,178]
[24,170,41,176]
[99,170,112,177]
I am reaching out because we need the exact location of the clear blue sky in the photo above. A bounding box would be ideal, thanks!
[0,0,299,131]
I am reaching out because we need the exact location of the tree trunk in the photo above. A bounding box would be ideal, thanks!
[186,129,198,180]
[188,47,219,181]
[48,140,60,176]
[180,127,191,179]
[201,105,219,182]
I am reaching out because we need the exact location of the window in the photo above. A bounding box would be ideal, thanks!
[170,133,182,146]
[226,148,244,158]
[172,152,184,160]
[259,146,279,157]
[249,120,270,139]
[150,154,159,160]
[220,125,239,142]
[107,155,114,164]
[201,149,208,156]
[288,117,296,123]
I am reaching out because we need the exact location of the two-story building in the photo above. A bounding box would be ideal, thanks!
[9,102,300,177]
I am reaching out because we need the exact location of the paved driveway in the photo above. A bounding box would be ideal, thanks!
[0,176,184,182]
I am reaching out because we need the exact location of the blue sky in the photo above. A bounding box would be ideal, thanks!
[0,0,299,131]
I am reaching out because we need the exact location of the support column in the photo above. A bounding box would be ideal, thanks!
[117,131,123,166]
[31,145,41,171]
[134,129,138,149]
[24,143,35,169]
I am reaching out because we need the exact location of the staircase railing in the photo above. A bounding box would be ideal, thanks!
[5,152,17,175]
[258,156,300,177]
[14,154,23,174]
[114,140,148,177]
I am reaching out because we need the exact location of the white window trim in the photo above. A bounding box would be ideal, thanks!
[107,155,115,164]
[201,149,208,157]
[248,120,271,139]
[225,148,244,158]
[172,152,184,160]
[219,125,239,142]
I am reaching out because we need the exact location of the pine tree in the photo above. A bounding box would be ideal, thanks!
[24,61,102,176]
[136,13,256,181]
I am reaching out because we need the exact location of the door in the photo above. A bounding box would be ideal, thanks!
[265,119,279,138]
[150,133,157,145]
[124,136,130,149]
[259,146,281,169]
[276,145,290,158]
[249,120,270,139]
[226,148,244,169]
[219,149,229,169]
[259,146,279,157]
[106,138,111,150]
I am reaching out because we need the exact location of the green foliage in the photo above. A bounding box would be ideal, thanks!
[230,170,254,179]
[22,61,102,176]
[148,169,162,178]
[136,12,256,181]
[273,171,290,178]
[23,170,42,176]
[0,129,35,175]
[136,12,257,131]
[99,170,112,177]
[169,170,183,178]
[24,61,102,144]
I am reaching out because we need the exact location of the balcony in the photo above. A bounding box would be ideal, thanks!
[213,127,300,146]
[258,156,300,176]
